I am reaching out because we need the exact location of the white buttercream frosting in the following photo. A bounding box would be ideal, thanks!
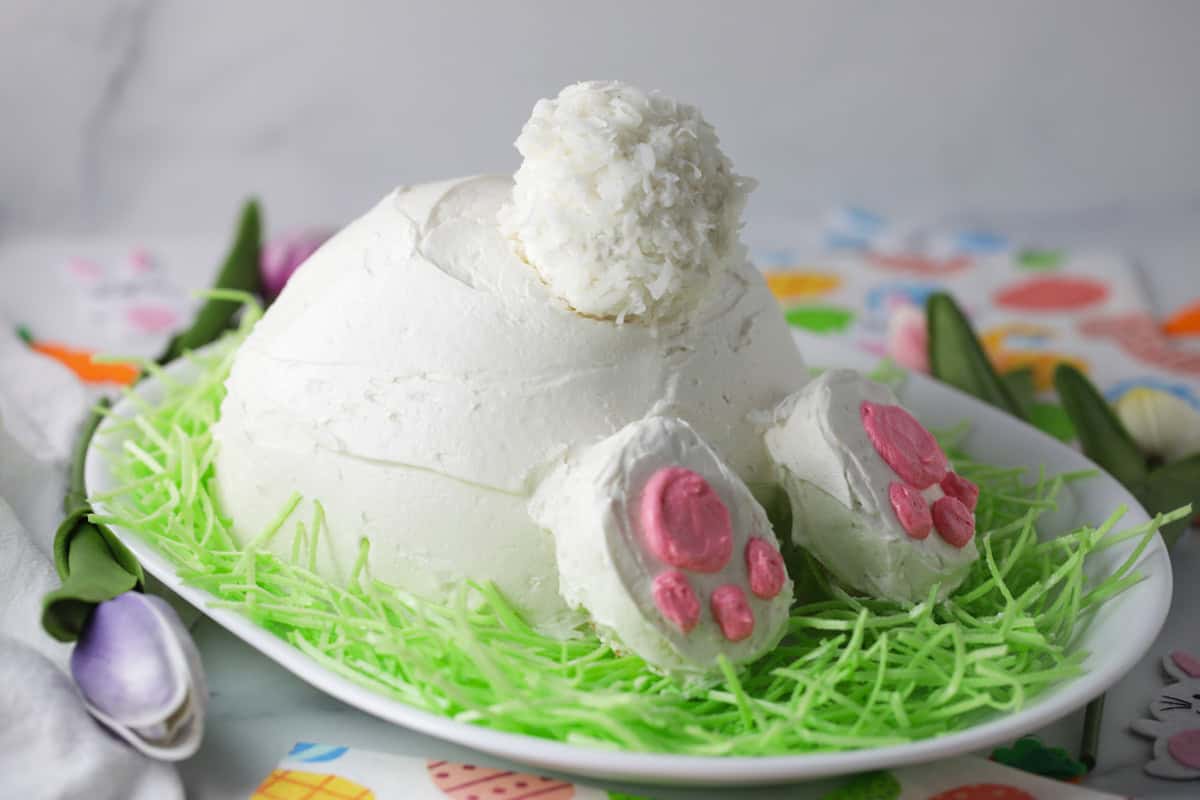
[213,175,806,629]
[530,417,792,676]
[498,81,752,323]
[763,370,978,602]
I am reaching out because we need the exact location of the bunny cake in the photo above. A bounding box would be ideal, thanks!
[765,369,980,602]
[212,80,979,674]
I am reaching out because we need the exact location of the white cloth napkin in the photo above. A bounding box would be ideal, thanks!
[0,328,184,800]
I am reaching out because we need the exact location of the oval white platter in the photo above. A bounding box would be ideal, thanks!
[86,335,1173,787]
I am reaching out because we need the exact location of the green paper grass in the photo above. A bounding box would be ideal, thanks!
[91,306,1185,757]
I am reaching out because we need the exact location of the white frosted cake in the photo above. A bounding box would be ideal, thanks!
[213,82,807,638]
[212,80,979,673]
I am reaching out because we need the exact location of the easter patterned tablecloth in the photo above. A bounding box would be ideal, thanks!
[751,218,1199,418]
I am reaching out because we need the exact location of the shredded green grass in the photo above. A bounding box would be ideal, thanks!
[91,304,1184,756]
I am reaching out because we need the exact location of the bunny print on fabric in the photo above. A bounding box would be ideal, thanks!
[1131,650,1200,779]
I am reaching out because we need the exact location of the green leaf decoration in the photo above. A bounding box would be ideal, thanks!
[42,517,142,641]
[818,771,902,800]
[159,199,262,363]
[992,735,1087,781]
[1054,364,1148,488]
[1001,366,1037,419]
[1130,454,1200,547]
[40,200,263,641]
[1029,402,1077,443]
[64,399,110,513]
[926,292,1027,420]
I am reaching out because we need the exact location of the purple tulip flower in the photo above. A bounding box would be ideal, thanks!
[70,592,206,761]
[260,229,332,300]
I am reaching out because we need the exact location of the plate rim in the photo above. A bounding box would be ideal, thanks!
[85,342,1174,786]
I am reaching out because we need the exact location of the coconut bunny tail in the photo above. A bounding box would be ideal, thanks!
[499,80,753,323]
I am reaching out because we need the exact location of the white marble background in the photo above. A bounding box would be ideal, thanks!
[3,3,1200,798]
[4,0,1200,239]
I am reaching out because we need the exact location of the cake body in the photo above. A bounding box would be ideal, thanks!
[213,175,806,627]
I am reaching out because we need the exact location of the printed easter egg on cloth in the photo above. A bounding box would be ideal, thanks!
[928,785,1034,800]
[1080,313,1200,376]
[994,276,1108,312]
[426,760,576,799]
[252,769,375,799]
[866,252,972,275]
[784,305,856,334]
[981,323,1089,392]
[1016,249,1065,271]
[763,270,841,301]
[1164,300,1200,337]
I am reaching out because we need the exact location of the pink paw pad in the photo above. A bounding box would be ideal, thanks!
[745,538,786,599]
[861,401,948,489]
[640,467,733,573]
[940,471,980,512]
[932,496,975,548]
[889,482,932,539]
[652,571,701,633]
[1168,730,1200,769]
[710,584,754,642]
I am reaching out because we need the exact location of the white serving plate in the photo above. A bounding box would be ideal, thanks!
[86,335,1173,787]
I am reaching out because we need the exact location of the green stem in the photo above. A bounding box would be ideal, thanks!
[1080,694,1105,770]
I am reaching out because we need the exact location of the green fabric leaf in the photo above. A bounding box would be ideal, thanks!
[926,292,1027,420]
[1001,366,1037,419]
[1131,454,1200,547]
[159,199,262,363]
[1054,364,1148,488]
[818,771,902,800]
[991,735,1087,781]
[64,399,110,513]
[42,521,142,642]
[1029,402,1077,442]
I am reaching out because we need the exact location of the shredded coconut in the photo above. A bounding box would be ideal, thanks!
[499,81,754,323]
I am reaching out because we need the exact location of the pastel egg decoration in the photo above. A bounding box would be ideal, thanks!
[762,270,841,301]
[994,275,1108,312]
[425,760,576,799]
[784,304,856,334]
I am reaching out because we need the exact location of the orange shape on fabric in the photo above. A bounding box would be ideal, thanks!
[994,276,1108,312]
[763,271,841,300]
[1163,300,1200,337]
[866,253,972,275]
[29,341,140,385]
[927,784,1035,800]
[425,760,576,799]
[252,769,375,800]
[981,324,1088,391]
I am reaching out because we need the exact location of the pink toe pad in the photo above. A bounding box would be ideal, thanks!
[745,538,786,599]
[640,467,733,573]
[932,496,975,548]
[652,571,701,633]
[1168,730,1200,769]
[710,584,755,642]
[889,482,932,539]
[940,471,980,512]
[861,401,948,489]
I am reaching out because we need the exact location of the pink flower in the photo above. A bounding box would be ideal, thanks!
[260,229,332,300]
[886,303,929,373]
